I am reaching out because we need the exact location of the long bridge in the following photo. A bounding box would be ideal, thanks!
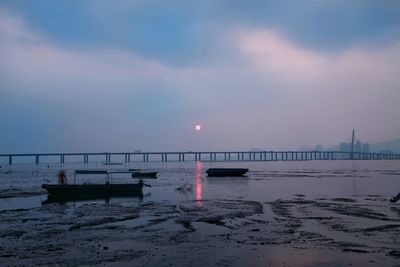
[0,151,399,165]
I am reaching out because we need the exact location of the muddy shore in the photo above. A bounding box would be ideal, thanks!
[0,161,399,266]
[1,196,399,266]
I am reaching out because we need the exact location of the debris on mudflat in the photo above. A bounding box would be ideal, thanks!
[175,183,193,193]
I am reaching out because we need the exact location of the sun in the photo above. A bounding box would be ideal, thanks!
[194,124,202,131]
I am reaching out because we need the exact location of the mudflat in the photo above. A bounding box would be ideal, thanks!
[0,161,399,266]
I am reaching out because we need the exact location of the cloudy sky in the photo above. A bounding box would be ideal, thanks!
[1,0,400,153]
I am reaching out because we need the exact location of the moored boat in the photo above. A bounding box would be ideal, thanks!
[131,171,157,178]
[206,168,249,177]
[42,169,146,200]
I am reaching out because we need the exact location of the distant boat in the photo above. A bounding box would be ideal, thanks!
[131,171,157,178]
[42,169,145,200]
[206,168,249,177]
[128,169,157,178]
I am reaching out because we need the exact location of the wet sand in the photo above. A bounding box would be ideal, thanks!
[0,161,399,266]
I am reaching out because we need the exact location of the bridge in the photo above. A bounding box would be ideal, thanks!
[0,151,399,165]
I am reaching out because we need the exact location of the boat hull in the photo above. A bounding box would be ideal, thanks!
[42,183,143,200]
[206,168,249,177]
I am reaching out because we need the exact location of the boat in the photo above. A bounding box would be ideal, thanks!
[131,171,157,178]
[128,169,157,178]
[42,170,145,200]
[206,168,249,177]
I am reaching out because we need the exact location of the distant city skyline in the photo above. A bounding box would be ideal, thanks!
[1,1,400,153]
[295,136,400,154]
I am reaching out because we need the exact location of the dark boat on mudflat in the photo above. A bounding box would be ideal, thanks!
[206,168,249,177]
[42,170,145,201]
[42,182,143,200]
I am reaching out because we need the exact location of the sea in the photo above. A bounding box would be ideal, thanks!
[1,160,399,209]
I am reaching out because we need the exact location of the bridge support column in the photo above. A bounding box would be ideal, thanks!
[36,155,39,164]
[195,153,201,161]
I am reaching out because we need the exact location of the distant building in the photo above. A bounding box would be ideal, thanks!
[362,143,370,153]
[355,141,362,153]
[338,130,371,154]
[340,142,350,152]
[339,141,370,153]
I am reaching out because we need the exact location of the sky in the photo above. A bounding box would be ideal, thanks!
[1,0,400,153]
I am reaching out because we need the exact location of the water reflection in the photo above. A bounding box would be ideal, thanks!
[205,176,249,186]
[196,161,202,207]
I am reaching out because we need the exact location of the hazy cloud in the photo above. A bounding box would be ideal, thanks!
[1,3,400,153]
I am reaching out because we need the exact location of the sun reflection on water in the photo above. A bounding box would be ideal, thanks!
[195,161,202,208]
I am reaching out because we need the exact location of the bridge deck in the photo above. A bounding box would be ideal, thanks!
[0,151,399,165]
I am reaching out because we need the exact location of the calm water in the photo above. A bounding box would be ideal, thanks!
[0,160,399,210]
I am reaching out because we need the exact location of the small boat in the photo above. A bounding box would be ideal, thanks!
[131,171,157,178]
[206,168,249,177]
[42,170,145,201]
